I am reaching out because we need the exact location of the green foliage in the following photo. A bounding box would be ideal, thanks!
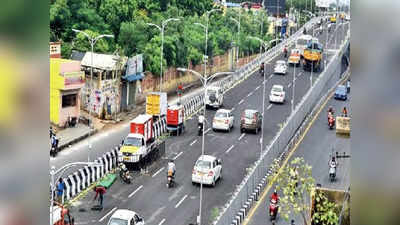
[275,157,315,225]
[312,191,340,225]
[51,1,312,75]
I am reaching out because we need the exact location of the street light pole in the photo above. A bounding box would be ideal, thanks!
[50,162,102,225]
[177,68,233,225]
[147,18,180,93]
[230,15,241,69]
[72,29,114,162]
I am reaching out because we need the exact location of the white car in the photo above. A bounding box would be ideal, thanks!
[212,109,234,132]
[274,60,287,75]
[269,85,286,103]
[107,209,145,225]
[192,155,222,187]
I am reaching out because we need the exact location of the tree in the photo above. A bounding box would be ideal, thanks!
[273,157,315,225]
[119,21,149,56]
[312,190,340,225]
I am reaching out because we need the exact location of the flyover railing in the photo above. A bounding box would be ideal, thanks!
[212,28,350,225]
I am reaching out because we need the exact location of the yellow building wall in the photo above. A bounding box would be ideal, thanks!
[50,59,67,125]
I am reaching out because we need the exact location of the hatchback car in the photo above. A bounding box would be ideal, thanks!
[192,155,222,187]
[107,209,145,225]
[212,109,234,132]
[334,85,347,100]
[288,49,301,66]
[274,60,287,75]
[240,109,262,134]
[269,85,286,103]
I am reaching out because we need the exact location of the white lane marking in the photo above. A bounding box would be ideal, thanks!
[238,133,245,141]
[158,219,166,225]
[190,139,197,146]
[205,128,211,134]
[152,167,165,178]
[98,207,117,222]
[297,72,303,77]
[247,92,253,97]
[267,104,272,110]
[225,145,235,154]
[255,86,260,91]
[175,194,188,208]
[238,99,245,105]
[128,185,143,198]
[288,83,292,88]
[173,151,183,160]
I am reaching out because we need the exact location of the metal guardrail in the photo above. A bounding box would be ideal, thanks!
[212,28,350,225]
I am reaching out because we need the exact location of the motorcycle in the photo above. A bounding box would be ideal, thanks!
[329,166,336,182]
[198,123,203,136]
[118,163,131,184]
[259,68,264,76]
[166,170,175,188]
[50,135,59,157]
[269,199,279,221]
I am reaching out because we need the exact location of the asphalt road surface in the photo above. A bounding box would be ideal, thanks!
[244,82,351,225]
[64,21,350,225]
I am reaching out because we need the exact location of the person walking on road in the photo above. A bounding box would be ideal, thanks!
[93,186,106,208]
[56,178,65,204]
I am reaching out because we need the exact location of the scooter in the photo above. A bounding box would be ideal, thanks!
[50,135,59,157]
[259,68,264,76]
[198,123,203,136]
[329,166,336,182]
[118,163,131,184]
[269,199,279,221]
[166,170,174,188]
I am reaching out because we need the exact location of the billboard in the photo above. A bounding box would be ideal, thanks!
[264,0,286,16]
[125,54,143,76]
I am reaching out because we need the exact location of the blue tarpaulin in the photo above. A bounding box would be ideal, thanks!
[122,73,144,82]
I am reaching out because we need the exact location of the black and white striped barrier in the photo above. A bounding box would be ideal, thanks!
[58,148,120,201]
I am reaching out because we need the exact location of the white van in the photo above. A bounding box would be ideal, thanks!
[205,86,223,109]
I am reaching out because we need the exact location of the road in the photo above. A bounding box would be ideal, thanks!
[65,21,350,225]
[244,81,351,225]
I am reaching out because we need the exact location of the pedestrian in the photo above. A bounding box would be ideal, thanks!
[56,178,65,204]
[93,186,106,208]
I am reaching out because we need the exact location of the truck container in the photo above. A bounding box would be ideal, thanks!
[130,114,153,143]
[166,105,185,135]
[146,92,168,117]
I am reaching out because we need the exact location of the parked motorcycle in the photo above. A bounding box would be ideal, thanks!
[118,163,131,184]
[269,199,279,221]
[166,170,175,188]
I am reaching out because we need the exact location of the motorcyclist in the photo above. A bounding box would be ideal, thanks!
[329,156,337,168]
[270,190,279,202]
[260,62,265,74]
[342,107,348,117]
[283,45,288,58]
[167,159,176,177]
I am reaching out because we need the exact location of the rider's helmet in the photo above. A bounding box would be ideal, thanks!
[274,190,277,195]
[169,159,174,163]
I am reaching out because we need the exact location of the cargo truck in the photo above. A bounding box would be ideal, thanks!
[166,105,185,136]
[146,92,168,118]
[119,114,157,164]
[303,40,324,72]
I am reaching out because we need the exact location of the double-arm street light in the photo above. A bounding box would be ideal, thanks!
[247,36,269,160]
[194,8,221,77]
[72,29,114,162]
[50,162,102,225]
[230,9,241,69]
[177,68,233,225]
[147,18,180,93]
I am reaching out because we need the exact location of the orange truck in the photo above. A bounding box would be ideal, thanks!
[166,105,185,135]
[119,114,157,164]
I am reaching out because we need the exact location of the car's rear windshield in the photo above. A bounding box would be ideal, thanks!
[196,160,211,169]
[337,85,346,92]
[215,112,227,118]
[297,39,308,46]
[207,89,216,95]
[244,111,255,119]
[108,218,128,225]
[272,87,282,92]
